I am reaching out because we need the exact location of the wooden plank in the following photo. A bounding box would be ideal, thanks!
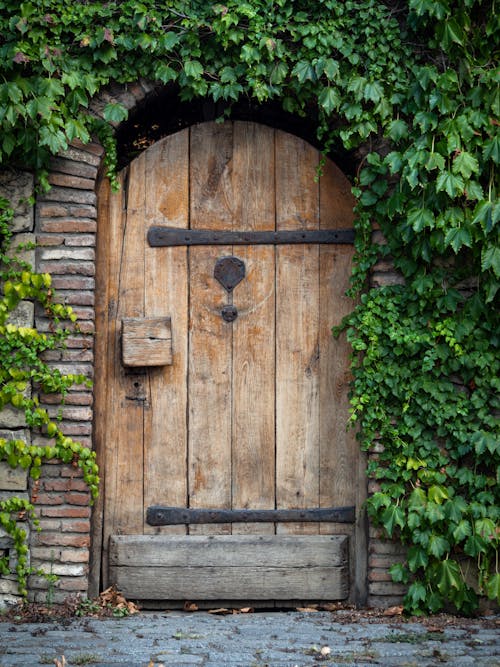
[275,131,320,535]
[231,122,276,535]
[108,534,349,600]
[110,564,348,600]
[121,317,172,367]
[188,122,233,535]
[110,535,348,600]
[101,159,146,574]
[111,156,146,538]
[109,534,348,567]
[318,158,357,536]
[143,131,189,536]
[121,317,172,338]
[146,506,355,525]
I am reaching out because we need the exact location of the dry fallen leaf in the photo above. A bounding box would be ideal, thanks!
[319,602,342,612]
[426,625,444,633]
[239,607,254,613]
[54,657,67,667]
[183,601,199,612]
[296,606,319,612]
[382,605,404,616]
[208,607,232,615]
[98,585,139,615]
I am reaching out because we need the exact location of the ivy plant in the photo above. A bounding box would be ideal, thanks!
[0,0,498,613]
[0,199,98,596]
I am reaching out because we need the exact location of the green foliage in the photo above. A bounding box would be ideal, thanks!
[0,0,498,614]
[0,496,36,596]
[0,200,99,595]
[341,285,499,614]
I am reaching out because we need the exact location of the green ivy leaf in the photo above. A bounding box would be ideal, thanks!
[387,119,408,142]
[440,18,465,47]
[426,502,445,524]
[475,518,497,541]
[452,151,479,179]
[407,545,428,571]
[436,171,465,198]
[155,63,177,83]
[444,226,473,252]
[323,58,339,80]
[183,60,204,79]
[292,60,316,83]
[159,32,180,51]
[425,152,445,171]
[483,135,500,163]
[472,429,500,455]
[427,485,449,504]
[364,80,383,103]
[443,496,467,523]
[486,573,500,603]
[318,87,341,115]
[103,103,128,123]
[39,125,67,153]
[389,562,408,583]
[429,534,450,558]
[405,581,427,609]
[464,534,486,557]
[436,559,462,594]
[481,244,500,277]
[408,208,434,232]
[381,505,405,537]
[270,61,288,85]
[452,519,472,542]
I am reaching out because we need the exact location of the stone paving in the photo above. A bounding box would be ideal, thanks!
[0,610,499,667]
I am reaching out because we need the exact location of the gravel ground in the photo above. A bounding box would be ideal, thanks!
[0,609,499,667]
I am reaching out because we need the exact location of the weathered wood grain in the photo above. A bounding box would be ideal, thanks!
[121,316,172,366]
[188,123,233,535]
[109,534,349,600]
[318,158,357,533]
[109,534,348,566]
[101,158,145,568]
[110,565,348,600]
[231,122,276,535]
[111,155,146,538]
[275,131,320,535]
[143,131,189,536]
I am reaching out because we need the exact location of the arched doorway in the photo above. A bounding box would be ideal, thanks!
[94,120,363,603]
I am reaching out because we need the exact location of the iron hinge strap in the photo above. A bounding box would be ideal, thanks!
[146,506,355,525]
[148,227,355,247]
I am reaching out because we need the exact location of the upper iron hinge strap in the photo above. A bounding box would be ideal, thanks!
[148,227,355,247]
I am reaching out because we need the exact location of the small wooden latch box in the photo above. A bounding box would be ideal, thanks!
[121,317,172,367]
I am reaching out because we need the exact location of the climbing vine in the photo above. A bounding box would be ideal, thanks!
[0,0,498,613]
[0,198,99,596]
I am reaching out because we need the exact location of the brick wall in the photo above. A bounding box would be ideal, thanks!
[0,81,408,609]
[0,169,36,608]
[364,230,408,607]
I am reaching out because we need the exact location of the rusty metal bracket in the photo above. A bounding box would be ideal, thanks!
[148,227,355,247]
[214,256,245,292]
[146,506,355,525]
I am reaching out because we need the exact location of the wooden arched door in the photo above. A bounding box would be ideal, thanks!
[95,121,361,603]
